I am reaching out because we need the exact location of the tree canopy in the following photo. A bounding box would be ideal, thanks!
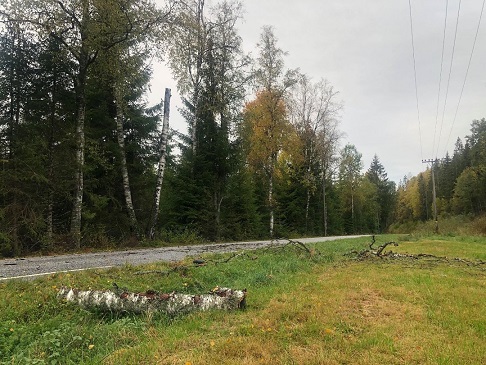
[0,0,483,256]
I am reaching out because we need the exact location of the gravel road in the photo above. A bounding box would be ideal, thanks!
[0,236,364,281]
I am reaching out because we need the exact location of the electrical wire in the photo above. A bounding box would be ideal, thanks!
[443,0,485,156]
[436,0,462,158]
[432,0,449,159]
[408,0,424,161]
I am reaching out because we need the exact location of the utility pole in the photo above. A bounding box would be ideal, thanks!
[422,159,438,234]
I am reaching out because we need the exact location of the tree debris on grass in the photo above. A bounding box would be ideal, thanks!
[269,238,318,256]
[134,238,315,276]
[58,286,247,314]
[347,235,398,259]
[347,235,485,269]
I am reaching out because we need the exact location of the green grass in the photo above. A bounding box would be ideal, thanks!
[1,235,485,364]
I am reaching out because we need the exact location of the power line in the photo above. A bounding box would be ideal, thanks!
[432,0,449,159]
[436,0,462,158]
[408,0,424,160]
[443,0,485,156]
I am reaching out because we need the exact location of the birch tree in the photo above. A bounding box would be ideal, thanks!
[246,26,298,237]
[11,0,173,247]
[338,144,363,233]
[166,1,249,240]
[167,0,206,154]
[104,42,155,237]
[148,88,171,239]
[288,75,342,234]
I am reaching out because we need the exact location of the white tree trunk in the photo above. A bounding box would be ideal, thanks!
[115,86,138,235]
[148,88,171,239]
[70,75,86,248]
[322,171,328,236]
[58,286,246,314]
[305,187,311,233]
[269,171,274,238]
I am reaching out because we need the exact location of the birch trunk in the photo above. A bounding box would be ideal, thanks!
[7,24,21,255]
[191,0,205,155]
[46,89,55,245]
[58,286,246,314]
[305,188,311,233]
[351,190,355,233]
[269,171,274,238]
[115,86,138,235]
[70,1,91,248]
[322,171,328,236]
[70,62,87,248]
[148,88,171,239]
[214,191,223,241]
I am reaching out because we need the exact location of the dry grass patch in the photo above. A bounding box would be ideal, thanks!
[105,258,485,365]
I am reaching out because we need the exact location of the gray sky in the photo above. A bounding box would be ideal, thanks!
[150,0,486,183]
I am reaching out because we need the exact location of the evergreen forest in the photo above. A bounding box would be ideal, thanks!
[0,0,485,257]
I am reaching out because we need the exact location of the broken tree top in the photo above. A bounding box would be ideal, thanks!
[58,286,247,314]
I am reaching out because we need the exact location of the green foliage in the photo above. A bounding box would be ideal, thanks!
[394,119,486,229]
[452,167,484,214]
[1,0,482,254]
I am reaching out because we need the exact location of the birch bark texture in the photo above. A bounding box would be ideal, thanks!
[287,76,342,235]
[115,84,139,234]
[148,88,171,239]
[58,286,247,314]
[27,0,171,247]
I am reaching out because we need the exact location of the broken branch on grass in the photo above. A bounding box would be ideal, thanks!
[58,286,247,314]
[368,235,398,256]
[212,251,257,264]
[134,239,317,277]
[347,236,485,268]
[347,235,398,259]
[268,238,318,256]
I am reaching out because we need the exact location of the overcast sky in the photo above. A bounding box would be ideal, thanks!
[150,0,486,183]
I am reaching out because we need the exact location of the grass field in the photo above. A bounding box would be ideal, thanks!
[1,235,485,364]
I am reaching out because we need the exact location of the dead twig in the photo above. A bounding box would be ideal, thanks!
[267,238,319,256]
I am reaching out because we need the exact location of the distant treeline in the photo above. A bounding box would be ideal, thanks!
[395,118,486,223]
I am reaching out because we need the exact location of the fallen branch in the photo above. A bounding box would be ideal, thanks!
[268,238,318,256]
[58,286,247,314]
[346,236,485,268]
[133,239,315,277]
[346,235,398,259]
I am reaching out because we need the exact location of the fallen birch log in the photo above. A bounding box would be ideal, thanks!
[58,286,247,314]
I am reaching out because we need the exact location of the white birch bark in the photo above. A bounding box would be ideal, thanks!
[269,171,274,238]
[322,169,328,236]
[58,286,246,314]
[70,64,86,248]
[148,88,171,239]
[114,86,138,235]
